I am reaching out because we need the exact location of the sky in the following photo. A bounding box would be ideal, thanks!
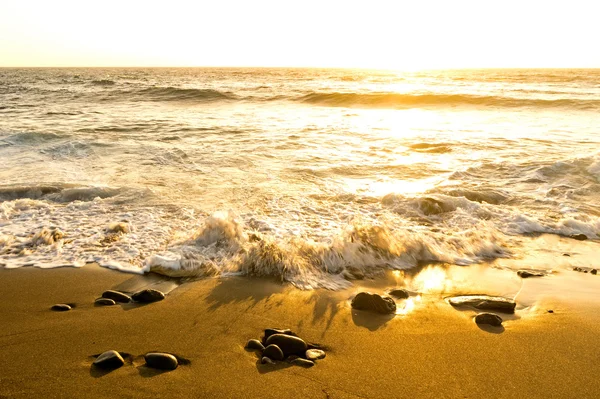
[1,0,599,69]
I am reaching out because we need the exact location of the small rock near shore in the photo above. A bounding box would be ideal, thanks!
[265,334,308,356]
[101,290,132,303]
[517,270,545,278]
[245,339,265,352]
[449,295,516,314]
[592,269,598,275]
[388,288,409,299]
[474,313,503,327]
[351,292,396,314]
[144,352,178,370]
[93,350,124,369]
[569,234,588,241]
[291,358,315,368]
[51,304,71,312]
[132,289,165,303]
[95,298,116,306]
[263,344,284,361]
[305,349,326,361]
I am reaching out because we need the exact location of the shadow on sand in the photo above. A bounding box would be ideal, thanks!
[350,309,395,331]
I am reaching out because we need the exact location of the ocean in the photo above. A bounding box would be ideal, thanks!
[1,68,599,289]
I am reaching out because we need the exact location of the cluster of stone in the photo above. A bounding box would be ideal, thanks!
[246,328,326,367]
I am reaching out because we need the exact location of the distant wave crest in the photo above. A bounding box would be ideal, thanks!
[298,92,599,110]
[135,87,235,102]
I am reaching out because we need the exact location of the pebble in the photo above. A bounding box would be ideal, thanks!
[291,358,315,368]
[144,352,178,370]
[569,234,588,241]
[474,312,503,327]
[388,288,409,299]
[245,339,265,352]
[517,270,545,278]
[261,356,275,365]
[265,334,308,356]
[351,292,396,314]
[51,304,71,312]
[95,298,116,306]
[263,344,284,361]
[548,309,554,313]
[285,355,300,363]
[305,349,326,361]
[448,295,516,314]
[592,269,598,275]
[93,350,124,369]
[262,328,297,345]
[101,290,132,303]
[132,289,165,303]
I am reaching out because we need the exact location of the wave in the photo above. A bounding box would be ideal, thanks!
[133,87,235,102]
[297,92,600,110]
[1,132,67,145]
[91,79,116,86]
[408,143,453,154]
[143,211,510,289]
[0,184,122,202]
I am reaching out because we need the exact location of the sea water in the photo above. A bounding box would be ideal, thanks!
[1,68,599,288]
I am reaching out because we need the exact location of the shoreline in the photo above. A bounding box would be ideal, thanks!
[2,253,600,398]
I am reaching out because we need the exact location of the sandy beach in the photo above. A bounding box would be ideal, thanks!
[1,235,599,399]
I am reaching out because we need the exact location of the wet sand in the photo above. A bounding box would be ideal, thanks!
[2,237,600,398]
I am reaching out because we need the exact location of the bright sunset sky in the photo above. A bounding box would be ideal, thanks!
[1,0,599,69]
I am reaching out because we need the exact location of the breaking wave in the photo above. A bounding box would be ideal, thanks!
[143,212,510,289]
[0,184,123,202]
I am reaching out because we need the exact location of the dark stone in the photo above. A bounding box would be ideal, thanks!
[569,234,588,241]
[285,355,300,363]
[132,289,165,303]
[261,356,275,365]
[548,309,554,313]
[93,350,124,369]
[95,298,116,306]
[144,352,178,370]
[517,270,545,278]
[51,304,71,312]
[291,358,315,368]
[388,288,409,299]
[101,290,132,303]
[351,292,396,314]
[263,344,284,361]
[448,295,516,314]
[305,349,326,361]
[592,269,598,275]
[574,267,581,272]
[474,312,503,327]
[245,339,265,352]
[265,334,308,356]
[262,328,297,344]
[306,342,324,350]
[562,253,571,257]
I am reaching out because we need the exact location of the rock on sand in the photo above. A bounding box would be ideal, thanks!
[144,352,178,370]
[449,295,516,313]
[93,350,124,369]
[132,289,165,303]
[265,334,308,356]
[474,313,503,327]
[351,292,396,314]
